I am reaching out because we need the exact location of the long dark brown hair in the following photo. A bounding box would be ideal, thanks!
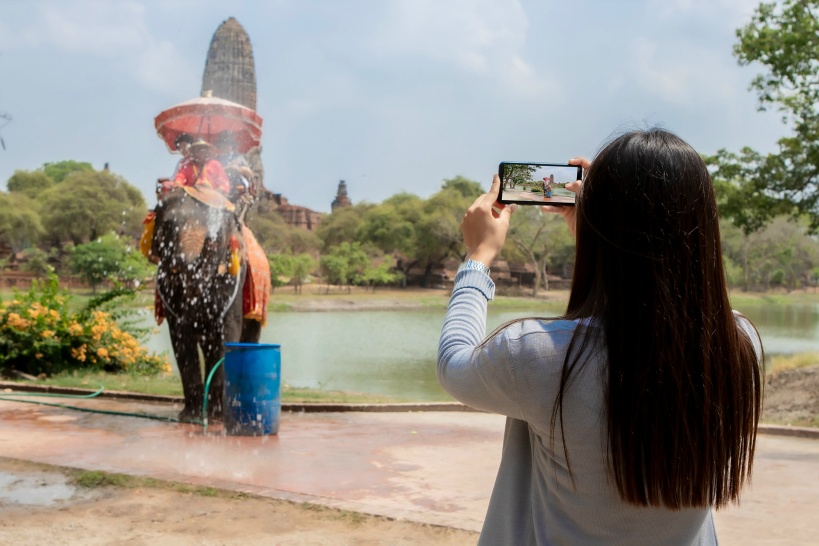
[548,129,763,509]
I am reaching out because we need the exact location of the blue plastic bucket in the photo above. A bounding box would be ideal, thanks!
[223,342,281,436]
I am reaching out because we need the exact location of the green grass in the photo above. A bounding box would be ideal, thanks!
[68,469,247,498]
[6,370,405,404]
[769,352,819,375]
[0,286,155,312]
[12,370,185,397]
[728,290,819,308]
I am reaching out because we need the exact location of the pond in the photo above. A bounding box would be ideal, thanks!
[142,300,819,402]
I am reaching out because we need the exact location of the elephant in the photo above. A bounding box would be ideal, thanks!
[150,187,263,422]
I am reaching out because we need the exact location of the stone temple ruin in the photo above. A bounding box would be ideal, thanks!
[202,17,350,230]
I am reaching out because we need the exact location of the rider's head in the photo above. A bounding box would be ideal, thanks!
[174,133,195,158]
[190,139,215,164]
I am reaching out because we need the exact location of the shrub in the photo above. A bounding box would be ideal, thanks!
[0,274,169,376]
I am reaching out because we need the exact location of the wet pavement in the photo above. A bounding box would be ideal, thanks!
[0,396,816,544]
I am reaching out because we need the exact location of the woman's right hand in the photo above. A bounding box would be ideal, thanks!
[541,156,589,238]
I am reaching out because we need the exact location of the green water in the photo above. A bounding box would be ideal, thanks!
[143,300,819,401]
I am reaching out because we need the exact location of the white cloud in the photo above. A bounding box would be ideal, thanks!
[622,36,740,107]
[40,1,146,52]
[645,0,761,27]
[367,0,558,100]
[0,1,195,96]
[369,0,524,73]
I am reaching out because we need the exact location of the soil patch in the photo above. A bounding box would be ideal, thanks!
[0,459,477,546]
[764,365,819,427]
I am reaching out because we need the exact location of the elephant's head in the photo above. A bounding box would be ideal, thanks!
[152,188,245,329]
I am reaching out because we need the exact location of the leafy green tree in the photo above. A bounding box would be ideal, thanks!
[39,170,146,245]
[505,208,571,296]
[118,245,154,288]
[0,192,44,251]
[291,253,316,294]
[705,149,790,234]
[500,164,538,189]
[19,247,55,277]
[360,260,400,292]
[6,170,54,199]
[412,187,472,286]
[42,160,93,183]
[712,0,819,232]
[320,242,369,293]
[356,202,416,256]
[316,203,372,251]
[721,215,819,291]
[246,208,321,256]
[69,233,142,291]
[268,254,293,292]
[441,176,484,199]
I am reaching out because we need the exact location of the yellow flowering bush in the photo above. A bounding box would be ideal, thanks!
[0,274,168,376]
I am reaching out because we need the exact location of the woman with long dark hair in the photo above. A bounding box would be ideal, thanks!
[438,128,763,545]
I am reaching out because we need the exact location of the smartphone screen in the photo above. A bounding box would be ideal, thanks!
[498,162,582,206]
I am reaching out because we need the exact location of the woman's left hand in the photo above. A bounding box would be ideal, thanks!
[461,174,515,267]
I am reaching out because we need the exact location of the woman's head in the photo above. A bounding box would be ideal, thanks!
[559,128,762,509]
[570,128,722,317]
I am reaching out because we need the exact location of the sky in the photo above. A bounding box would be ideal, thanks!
[0,0,790,213]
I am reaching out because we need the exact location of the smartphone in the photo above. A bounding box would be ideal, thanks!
[498,162,582,206]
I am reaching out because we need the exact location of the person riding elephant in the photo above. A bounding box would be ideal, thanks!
[148,186,268,422]
[159,139,231,196]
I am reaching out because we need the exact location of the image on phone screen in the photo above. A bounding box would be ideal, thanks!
[498,162,582,205]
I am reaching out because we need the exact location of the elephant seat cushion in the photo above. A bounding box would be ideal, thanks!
[182,185,235,212]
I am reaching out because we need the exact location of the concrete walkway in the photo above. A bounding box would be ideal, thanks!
[0,396,816,544]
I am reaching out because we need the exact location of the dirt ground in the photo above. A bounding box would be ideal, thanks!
[1,367,815,546]
[0,459,478,546]
[764,364,819,427]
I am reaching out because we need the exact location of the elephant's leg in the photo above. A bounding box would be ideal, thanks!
[240,318,262,343]
[167,314,204,422]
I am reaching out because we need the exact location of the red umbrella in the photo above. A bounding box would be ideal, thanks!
[154,96,263,154]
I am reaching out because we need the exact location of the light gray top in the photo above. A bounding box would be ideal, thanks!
[438,269,761,546]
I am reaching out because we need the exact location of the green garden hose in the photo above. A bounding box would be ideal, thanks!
[0,356,227,428]
[202,357,225,433]
[0,386,196,423]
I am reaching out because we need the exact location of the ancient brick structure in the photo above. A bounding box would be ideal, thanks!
[202,17,257,110]
[271,194,323,231]
[331,180,352,211]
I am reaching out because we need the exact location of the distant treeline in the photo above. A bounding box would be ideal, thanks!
[2,162,818,294]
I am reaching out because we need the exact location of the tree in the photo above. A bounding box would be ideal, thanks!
[291,253,316,294]
[69,233,146,291]
[356,202,416,256]
[505,208,571,296]
[19,247,55,277]
[316,203,372,251]
[6,170,54,199]
[360,259,400,292]
[0,192,44,251]
[39,170,146,245]
[320,242,369,293]
[712,0,819,232]
[42,160,93,183]
[411,187,473,286]
[721,215,819,291]
[268,254,293,292]
[441,176,484,199]
[500,164,538,189]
